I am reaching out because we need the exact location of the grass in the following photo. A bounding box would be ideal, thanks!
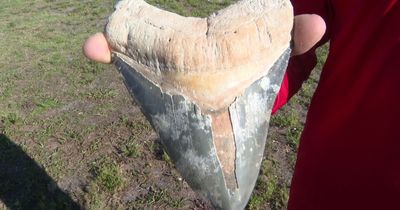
[129,187,187,209]
[122,138,141,158]
[0,0,328,209]
[32,97,62,115]
[147,0,234,17]
[91,158,124,192]
[4,113,19,125]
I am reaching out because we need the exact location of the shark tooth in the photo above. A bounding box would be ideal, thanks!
[105,0,293,209]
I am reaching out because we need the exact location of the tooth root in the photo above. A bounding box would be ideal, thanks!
[211,110,238,190]
[105,0,293,110]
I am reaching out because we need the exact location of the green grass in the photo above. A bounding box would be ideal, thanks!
[248,159,290,210]
[84,182,107,210]
[91,158,124,192]
[4,113,19,125]
[129,187,186,209]
[122,138,140,158]
[32,97,62,115]
[147,0,234,17]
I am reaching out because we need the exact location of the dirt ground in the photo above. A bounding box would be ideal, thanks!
[0,1,326,209]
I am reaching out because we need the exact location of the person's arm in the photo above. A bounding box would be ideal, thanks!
[272,46,320,114]
[272,0,331,114]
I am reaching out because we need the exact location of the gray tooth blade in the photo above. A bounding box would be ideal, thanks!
[113,48,290,210]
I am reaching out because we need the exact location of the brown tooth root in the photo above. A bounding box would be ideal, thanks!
[211,110,238,190]
[105,0,293,111]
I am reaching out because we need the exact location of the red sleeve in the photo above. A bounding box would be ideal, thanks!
[272,0,332,114]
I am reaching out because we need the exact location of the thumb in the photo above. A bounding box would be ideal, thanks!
[83,33,112,64]
[291,14,326,56]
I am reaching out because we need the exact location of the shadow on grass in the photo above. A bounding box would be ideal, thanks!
[0,134,80,210]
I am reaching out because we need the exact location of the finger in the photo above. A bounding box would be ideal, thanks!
[83,32,112,64]
[291,14,326,56]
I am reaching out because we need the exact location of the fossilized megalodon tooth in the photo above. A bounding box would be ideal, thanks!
[105,0,293,209]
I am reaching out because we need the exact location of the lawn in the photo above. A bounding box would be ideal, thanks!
[0,0,327,209]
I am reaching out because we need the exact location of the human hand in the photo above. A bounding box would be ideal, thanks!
[82,14,326,63]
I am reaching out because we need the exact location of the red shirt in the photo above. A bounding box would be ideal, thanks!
[273,0,400,209]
